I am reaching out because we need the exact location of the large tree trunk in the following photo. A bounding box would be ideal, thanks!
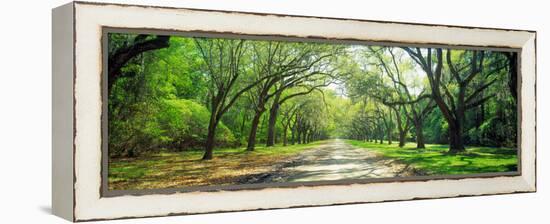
[398,131,406,147]
[379,127,384,144]
[297,129,302,144]
[387,109,393,145]
[283,125,288,146]
[434,94,466,153]
[265,106,278,146]
[202,113,219,160]
[448,117,465,153]
[448,127,465,153]
[404,48,484,153]
[387,127,392,145]
[291,125,296,145]
[392,107,406,147]
[291,114,297,145]
[506,52,518,102]
[266,94,281,147]
[414,120,425,149]
[451,87,467,152]
[246,110,263,151]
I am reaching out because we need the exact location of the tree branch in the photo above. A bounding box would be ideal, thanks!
[465,94,496,110]
[108,35,170,90]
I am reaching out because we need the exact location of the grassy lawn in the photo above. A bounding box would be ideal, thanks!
[108,141,325,190]
[346,140,518,175]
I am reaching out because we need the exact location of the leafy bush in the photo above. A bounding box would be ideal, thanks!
[473,116,516,148]
[108,101,166,157]
[160,99,236,150]
[109,99,237,157]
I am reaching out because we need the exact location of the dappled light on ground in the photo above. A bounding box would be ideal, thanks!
[347,140,518,175]
[108,141,324,190]
[264,139,415,182]
[110,139,517,190]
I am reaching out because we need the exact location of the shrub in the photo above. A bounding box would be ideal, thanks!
[160,99,236,150]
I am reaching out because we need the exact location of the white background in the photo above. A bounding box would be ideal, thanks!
[0,0,546,223]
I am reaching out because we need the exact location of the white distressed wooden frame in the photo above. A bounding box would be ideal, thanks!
[52,1,536,222]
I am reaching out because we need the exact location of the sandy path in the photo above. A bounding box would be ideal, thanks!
[239,139,415,184]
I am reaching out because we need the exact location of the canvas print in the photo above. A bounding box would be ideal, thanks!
[106,32,519,191]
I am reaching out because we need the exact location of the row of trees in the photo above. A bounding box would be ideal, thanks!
[108,33,518,160]
[342,46,517,152]
[108,34,341,159]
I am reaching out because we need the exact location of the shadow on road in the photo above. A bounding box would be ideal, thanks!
[239,139,417,184]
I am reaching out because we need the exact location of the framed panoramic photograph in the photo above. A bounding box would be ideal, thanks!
[52,1,536,222]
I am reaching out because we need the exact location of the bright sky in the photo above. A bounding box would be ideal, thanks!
[325,45,429,99]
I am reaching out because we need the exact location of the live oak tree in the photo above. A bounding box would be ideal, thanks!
[403,48,508,152]
[264,45,349,147]
[265,74,337,146]
[278,103,299,146]
[107,34,174,157]
[108,34,170,93]
[106,33,518,160]
[369,47,435,148]
[194,38,286,159]
[391,105,411,147]
[245,41,340,151]
[276,93,331,145]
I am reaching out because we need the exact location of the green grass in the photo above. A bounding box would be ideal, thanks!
[109,139,517,190]
[346,140,518,175]
[108,141,325,190]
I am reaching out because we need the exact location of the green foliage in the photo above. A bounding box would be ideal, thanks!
[161,99,236,149]
[108,32,518,159]
[107,31,522,192]
[424,109,448,144]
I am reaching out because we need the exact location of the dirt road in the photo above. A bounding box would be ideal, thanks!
[239,139,416,184]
